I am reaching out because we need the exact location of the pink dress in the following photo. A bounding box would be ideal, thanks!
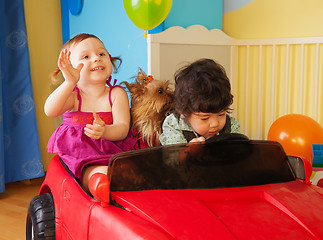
[47,86,135,179]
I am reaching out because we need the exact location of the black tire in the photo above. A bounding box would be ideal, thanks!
[26,193,55,240]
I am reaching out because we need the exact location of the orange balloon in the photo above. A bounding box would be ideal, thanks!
[267,114,323,164]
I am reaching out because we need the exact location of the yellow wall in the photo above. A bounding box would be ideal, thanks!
[224,0,323,38]
[24,0,62,169]
[223,0,323,139]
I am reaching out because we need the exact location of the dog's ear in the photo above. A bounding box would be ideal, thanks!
[132,83,146,96]
[137,73,147,85]
[124,81,133,92]
[124,80,146,97]
[137,67,156,86]
[138,67,147,79]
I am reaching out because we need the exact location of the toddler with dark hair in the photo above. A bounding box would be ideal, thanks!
[160,58,240,145]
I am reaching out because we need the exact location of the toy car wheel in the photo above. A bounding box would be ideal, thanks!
[26,193,55,240]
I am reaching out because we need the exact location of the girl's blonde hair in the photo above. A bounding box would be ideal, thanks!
[50,33,122,84]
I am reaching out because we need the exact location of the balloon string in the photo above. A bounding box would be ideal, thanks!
[127,32,145,74]
[144,31,147,38]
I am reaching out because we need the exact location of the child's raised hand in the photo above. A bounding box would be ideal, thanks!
[84,113,106,139]
[58,49,83,86]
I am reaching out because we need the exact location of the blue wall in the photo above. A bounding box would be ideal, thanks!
[66,1,147,84]
[61,0,223,84]
[164,0,222,30]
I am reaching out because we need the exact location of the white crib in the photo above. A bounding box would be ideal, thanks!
[148,25,323,140]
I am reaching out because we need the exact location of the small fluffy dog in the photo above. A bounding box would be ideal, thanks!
[124,69,173,148]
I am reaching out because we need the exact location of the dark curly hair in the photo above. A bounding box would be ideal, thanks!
[174,58,233,118]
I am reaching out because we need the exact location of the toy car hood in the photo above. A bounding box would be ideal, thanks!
[108,140,323,239]
[112,181,323,239]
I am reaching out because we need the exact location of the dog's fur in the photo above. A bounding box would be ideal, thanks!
[124,69,173,147]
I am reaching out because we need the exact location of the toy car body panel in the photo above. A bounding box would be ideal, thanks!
[39,156,173,240]
[30,139,323,239]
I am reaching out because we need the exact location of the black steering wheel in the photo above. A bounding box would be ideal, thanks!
[205,133,250,143]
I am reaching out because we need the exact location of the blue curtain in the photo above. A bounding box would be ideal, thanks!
[0,0,44,193]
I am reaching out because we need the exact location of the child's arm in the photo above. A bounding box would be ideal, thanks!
[44,81,76,117]
[159,114,188,145]
[84,87,131,141]
[44,49,83,117]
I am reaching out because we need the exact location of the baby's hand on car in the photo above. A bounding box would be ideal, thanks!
[189,136,206,143]
[84,113,106,139]
[58,49,83,86]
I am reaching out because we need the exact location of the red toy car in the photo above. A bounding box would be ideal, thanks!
[26,134,323,239]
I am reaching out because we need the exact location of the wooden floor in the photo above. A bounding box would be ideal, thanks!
[0,177,44,240]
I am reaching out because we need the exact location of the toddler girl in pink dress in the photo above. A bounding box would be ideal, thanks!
[45,33,134,202]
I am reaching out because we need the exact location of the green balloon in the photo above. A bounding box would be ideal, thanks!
[123,0,172,30]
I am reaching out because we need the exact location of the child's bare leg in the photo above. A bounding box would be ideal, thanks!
[81,165,108,193]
